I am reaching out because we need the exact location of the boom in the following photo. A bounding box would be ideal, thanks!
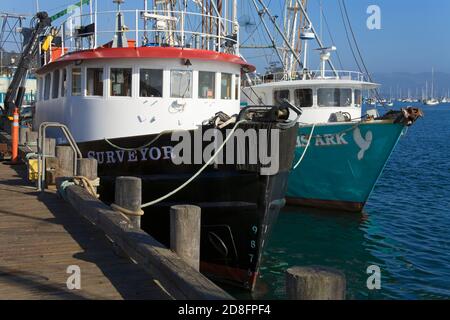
[3,11,51,116]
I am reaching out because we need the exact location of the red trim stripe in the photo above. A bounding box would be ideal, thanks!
[37,46,255,74]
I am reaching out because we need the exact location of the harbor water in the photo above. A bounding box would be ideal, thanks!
[240,103,450,300]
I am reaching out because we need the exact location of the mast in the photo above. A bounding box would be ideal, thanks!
[431,67,434,99]
[255,0,303,76]
[250,0,286,71]
[293,0,337,76]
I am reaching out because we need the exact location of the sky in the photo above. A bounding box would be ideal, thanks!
[1,0,449,74]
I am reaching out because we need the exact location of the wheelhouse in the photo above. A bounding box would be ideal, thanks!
[242,71,378,124]
[34,4,254,143]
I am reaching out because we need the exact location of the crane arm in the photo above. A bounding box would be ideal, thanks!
[3,11,51,116]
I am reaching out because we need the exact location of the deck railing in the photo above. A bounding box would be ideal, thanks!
[249,70,369,85]
[53,10,239,58]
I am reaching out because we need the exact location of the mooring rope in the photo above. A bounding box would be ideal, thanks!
[293,124,316,170]
[140,120,247,208]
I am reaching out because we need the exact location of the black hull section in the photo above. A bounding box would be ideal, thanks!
[78,123,297,290]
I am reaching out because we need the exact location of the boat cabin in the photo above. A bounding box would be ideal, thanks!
[242,71,378,124]
[34,3,254,143]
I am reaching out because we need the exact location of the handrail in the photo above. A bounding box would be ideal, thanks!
[53,9,239,59]
[37,122,82,192]
[248,70,370,85]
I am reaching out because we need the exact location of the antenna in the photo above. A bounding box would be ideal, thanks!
[113,0,125,11]
[316,46,336,78]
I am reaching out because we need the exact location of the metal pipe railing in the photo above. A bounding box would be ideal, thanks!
[57,9,238,56]
[37,122,82,192]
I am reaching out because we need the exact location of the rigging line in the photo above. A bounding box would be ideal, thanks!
[341,0,371,80]
[341,0,382,101]
[321,6,344,70]
[337,0,363,74]
[141,120,247,208]
[240,20,263,46]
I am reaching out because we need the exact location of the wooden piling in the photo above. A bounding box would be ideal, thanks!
[25,131,38,152]
[19,126,30,146]
[43,138,56,157]
[56,146,74,177]
[286,266,346,300]
[170,205,201,271]
[77,158,98,180]
[115,177,142,228]
[77,158,99,193]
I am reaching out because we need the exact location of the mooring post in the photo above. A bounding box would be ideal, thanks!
[25,131,38,153]
[286,266,346,300]
[77,158,98,193]
[44,138,56,157]
[19,126,30,146]
[115,177,142,228]
[56,146,75,177]
[170,205,201,271]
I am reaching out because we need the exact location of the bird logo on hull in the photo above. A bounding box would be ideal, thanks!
[353,127,373,160]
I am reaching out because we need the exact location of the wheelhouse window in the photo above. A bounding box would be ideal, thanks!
[235,75,240,100]
[317,88,352,107]
[52,70,60,99]
[198,71,216,99]
[294,89,313,107]
[110,68,132,97]
[71,68,82,96]
[221,73,232,99]
[354,90,362,107]
[140,69,163,97]
[44,73,51,100]
[87,68,104,96]
[273,90,290,106]
[171,70,193,98]
[61,69,67,97]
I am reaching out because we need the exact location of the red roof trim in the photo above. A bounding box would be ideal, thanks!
[37,46,255,74]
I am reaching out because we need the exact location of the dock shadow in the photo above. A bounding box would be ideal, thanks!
[2,163,170,300]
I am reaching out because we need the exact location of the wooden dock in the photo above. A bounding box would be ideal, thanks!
[0,162,173,300]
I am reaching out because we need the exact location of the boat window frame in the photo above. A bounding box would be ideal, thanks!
[61,68,67,98]
[44,73,51,101]
[221,73,233,100]
[198,71,216,99]
[71,67,82,97]
[86,67,105,97]
[170,69,193,99]
[234,74,240,100]
[354,89,362,107]
[139,68,164,98]
[273,89,291,106]
[294,88,313,108]
[317,88,353,107]
[52,70,60,99]
[110,67,133,97]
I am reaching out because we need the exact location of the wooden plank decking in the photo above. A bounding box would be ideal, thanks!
[0,162,173,300]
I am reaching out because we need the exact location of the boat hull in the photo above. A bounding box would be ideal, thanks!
[287,121,406,212]
[77,123,297,290]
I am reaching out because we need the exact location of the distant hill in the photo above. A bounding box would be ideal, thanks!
[372,72,450,98]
